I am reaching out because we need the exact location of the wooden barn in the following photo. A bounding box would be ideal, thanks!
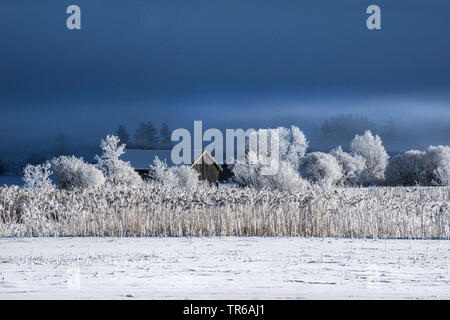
[122,149,224,186]
[191,150,223,186]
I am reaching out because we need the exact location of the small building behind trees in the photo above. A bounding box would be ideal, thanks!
[122,149,224,186]
[191,150,223,186]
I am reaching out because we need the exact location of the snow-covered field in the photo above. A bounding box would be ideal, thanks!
[1,237,449,299]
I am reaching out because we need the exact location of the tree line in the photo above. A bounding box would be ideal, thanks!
[319,114,396,151]
[115,122,173,150]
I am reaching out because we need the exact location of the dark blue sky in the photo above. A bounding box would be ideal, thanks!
[0,0,449,158]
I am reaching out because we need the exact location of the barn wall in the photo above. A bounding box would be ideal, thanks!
[192,163,219,185]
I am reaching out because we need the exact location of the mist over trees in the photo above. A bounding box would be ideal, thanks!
[115,125,130,145]
[132,122,159,149]
[17,126,450,191]
[2,114,448,190]
[117,122,174,150]
[319,114,397,152]
[0,122,174,176]
[159,123,173,150]
[0,158,5,175]
[320,115,376,150]
[24,133,70,166]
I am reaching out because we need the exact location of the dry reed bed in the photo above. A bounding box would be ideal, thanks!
[0,184,448,238]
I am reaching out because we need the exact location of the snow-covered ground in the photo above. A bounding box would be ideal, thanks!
[1,237,449,299]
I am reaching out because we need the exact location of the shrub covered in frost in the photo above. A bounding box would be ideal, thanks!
[425,145,450,186]
[300,152,343,186]
[233,152,308,191]
[250,126,308,169]
[149,156,201,189]
[385,150,427,186]
[265,160,309,191]
[171,166,201,189]
[385,146,450,186]
[233,126,309,191]
[23,163,54,192]
[50,155,105,189]
[277,126,309,169]
[350,130,389,184]
[331,146,368,186]
[149,156,177,186]
[95,135,142,187]
[232,152,262,189]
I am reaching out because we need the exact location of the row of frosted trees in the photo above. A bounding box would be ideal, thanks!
[232,126,449,190]
[23,135,201,192]
[22,127,449,192]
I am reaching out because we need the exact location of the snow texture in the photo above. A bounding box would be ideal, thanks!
[0,237,449,299]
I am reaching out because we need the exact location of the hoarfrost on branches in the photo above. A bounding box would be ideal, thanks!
[149,156,177,186]
[425,145,450,186]
[277,125,309,169]
[95,135,142,187]
[1,182,448,238]
[233,126,308,191]
[149,156,201,189]
[350,130,389,184]
[50,155,105,189]
[331,146,368,186]
[385,146,450,186]
[170,166,201,189]
[23,163,54,192]
[385,150,427,186]
[300,152,343,186]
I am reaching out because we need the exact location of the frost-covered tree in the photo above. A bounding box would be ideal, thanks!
[385,145,449,186]
[171,166,201,189]
[233,126,309,191]
[424,145,450,186]
[300,152,343,186]
[50,155,105,189]
[149,156,200,189]
[350,130,389,184]
[253,125,308,169]
[95,135,142,187]
[385,150,427,186]
[264,160,308,191]
[23,163,54,191]
[331,146,368,186]
[277,126,309,169]
[233,151,308,191]
[149,156,178,186]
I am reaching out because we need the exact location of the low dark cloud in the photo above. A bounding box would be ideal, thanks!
[0,1,449,160]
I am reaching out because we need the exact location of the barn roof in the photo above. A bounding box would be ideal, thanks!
[191,150,223,171]
[122,149,223,170]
